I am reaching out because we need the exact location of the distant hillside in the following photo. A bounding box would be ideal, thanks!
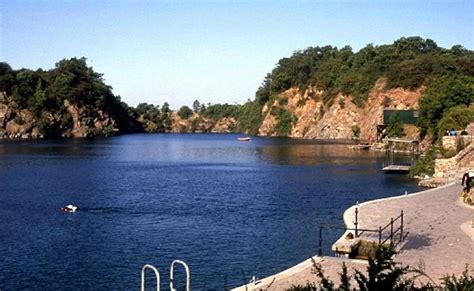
[251,37,473,140]
[0,58,143,138]
[0,37,472,140]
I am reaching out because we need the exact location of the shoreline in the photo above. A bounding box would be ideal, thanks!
[233,182,473,290]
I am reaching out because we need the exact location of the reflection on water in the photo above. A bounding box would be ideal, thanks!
[257,143,379,166]
[0,133,420,289]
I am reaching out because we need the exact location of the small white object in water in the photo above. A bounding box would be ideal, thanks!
[61,204,78,212]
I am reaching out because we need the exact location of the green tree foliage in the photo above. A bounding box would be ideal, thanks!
[353,247,412,291]
[352,124,361,139]
[436,105,474,140]
[385,112,405,138]
[201,103,240,120]
[256,37,473,109]
[289,246,473,291]
[160,102,172,131]
[236,101,263,135]
[274,108,296,136]
[192,99,202,113]
[0,58,143,137]
[178,105,193,119]
[418,74,474,139]
[441,267,474,290]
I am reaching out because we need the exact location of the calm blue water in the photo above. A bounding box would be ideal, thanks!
[0,134,420,290]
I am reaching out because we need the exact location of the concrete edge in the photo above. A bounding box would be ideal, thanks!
[231,256,324,291]
[231,256,367,291]
[335,183,458,253]
[232,183,460,290]
[342,182,457,229]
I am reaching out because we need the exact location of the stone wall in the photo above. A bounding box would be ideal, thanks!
[434,143,473,179]
[433,155,458,178]
[442,136,473,151]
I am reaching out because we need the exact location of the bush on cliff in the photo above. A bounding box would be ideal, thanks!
[178,105,193,119]
[255,37,473,110]
[0,58,143,137]
[385,112,405,138]
[236,100,263,135]
[436,105,474,140]
[274,108,296,136]
[418,74,474,140]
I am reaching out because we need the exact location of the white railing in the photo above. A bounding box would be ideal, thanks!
[141,260,190,291]
[141,264,160,291]
[170,260,190,291]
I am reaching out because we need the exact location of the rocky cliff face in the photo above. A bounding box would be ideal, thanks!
[170,113,237,133]
[0,91,121,139]
[258,80,422,140]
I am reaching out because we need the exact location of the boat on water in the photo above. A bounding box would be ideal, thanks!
[357,143,371,150]
[237,137,251,142]
[61,204,78,213]
[348,143,371,150]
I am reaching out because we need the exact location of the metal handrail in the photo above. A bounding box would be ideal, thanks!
[319,209,405,256]
[141,264,160,291]
[170,260,190,291]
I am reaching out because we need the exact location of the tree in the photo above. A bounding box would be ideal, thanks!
[418,74,474,139]
[436,105,474,140]
[192,100,201,113]
[385,112,405,138]
[0,62,12,75]
[352,124,361,139]
[161,102,170,114]
[178,105,193,119]
[275,108,295,136]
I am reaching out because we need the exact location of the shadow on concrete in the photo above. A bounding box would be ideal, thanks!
[401,234,432,250]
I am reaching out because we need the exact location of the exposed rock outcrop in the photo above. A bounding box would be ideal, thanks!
[258,80,422,140]
[0,91,122,139]
[170,113,237,133]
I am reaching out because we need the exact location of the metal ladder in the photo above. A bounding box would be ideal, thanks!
[141,260,190,291]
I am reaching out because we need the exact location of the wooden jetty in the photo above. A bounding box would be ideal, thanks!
[383,138,419,173]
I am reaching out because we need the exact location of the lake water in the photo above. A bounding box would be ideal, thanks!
[0,133,420,290]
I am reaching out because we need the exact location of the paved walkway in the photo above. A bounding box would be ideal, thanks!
[352,183,473,281]
[233,184,473,290]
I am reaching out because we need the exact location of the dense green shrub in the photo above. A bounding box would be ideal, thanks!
[178,105,193,119]
[410,145,439,177]
[275,108,296,136]
[288,245,474,291]
[436,105,474,140]
[0,58,143,136]
[236,101,263,134]
[201,103,240,120]
[385,112,405,138]
[352,124,360,139]
[418,75,474,140]
[256,37,472,109]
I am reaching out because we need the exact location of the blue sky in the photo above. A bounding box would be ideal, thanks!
[1,0,473,109]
